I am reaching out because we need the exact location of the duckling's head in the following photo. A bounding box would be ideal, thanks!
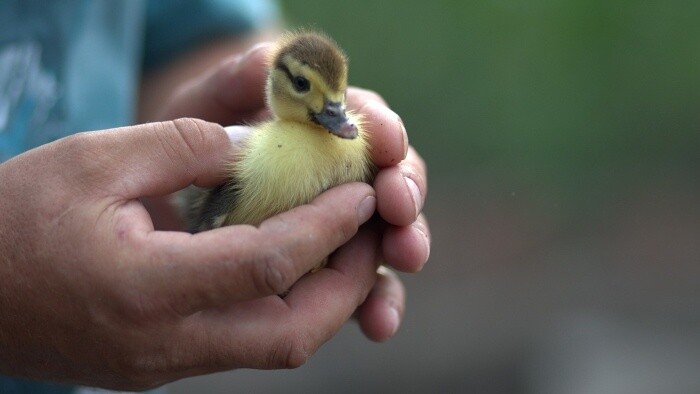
[266,31,358,139]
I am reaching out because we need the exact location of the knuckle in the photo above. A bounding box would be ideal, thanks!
[164,117,220,165]
[172,117,208,142]
[171,118,206,158]
[112,363,168,391]
[104,347,168,391]
[268,335,311,369]
[252,248,296,296]
[106,334,190,391]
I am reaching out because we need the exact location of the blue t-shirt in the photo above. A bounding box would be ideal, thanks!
[0,0,278,392]
[0,0,278,162]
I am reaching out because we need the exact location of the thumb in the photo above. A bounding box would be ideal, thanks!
[160,43,272,124]
[62,118,246,198]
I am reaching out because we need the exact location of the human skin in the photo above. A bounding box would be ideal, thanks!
[0,42,429,390]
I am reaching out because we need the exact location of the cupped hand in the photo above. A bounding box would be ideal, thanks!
[159,42,431,342]
[0,119,381,389]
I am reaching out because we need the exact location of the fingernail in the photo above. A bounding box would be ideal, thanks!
[388,305,401,337]
[412,223,431,267]
[357,195,376,223]
[404,176,421,218]
[399,117,408,159]
[384,106,408,160]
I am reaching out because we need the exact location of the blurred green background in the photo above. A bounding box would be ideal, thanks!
[284,1,700,196]
[171,1,700,393]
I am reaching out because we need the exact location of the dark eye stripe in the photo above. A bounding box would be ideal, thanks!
[276,62,295,84]
[276,62,310,93]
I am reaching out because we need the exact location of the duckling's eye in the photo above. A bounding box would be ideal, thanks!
[292,76,310,93]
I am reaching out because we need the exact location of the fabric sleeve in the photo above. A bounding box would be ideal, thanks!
[143,0,279,70]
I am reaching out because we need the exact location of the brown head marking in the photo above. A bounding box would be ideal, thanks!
[274,33,347,91]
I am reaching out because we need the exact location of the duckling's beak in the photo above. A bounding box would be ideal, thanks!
[312,100,358,139]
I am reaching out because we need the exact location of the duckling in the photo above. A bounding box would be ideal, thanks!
[182,31,375,259]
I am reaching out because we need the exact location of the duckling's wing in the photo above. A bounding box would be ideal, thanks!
[199,183,241,232]
[178,183,238,233]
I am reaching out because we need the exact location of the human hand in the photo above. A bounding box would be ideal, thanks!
[0,120,381,389]
[157,42,430,341]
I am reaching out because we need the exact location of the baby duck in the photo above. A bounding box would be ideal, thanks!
[183,31,374,241]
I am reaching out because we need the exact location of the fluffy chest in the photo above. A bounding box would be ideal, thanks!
[225,120,372,225]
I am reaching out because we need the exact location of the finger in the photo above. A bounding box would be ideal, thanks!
[356,266,406,342]
[163,43,272,124]
[176,224,382,371]
[62,118,242,198]
[346,86,387,108]
[347,87,407,168]
[382,213,431,273]
[374,145,428,226]
[135,125,254,232]
[136,183,377,315]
